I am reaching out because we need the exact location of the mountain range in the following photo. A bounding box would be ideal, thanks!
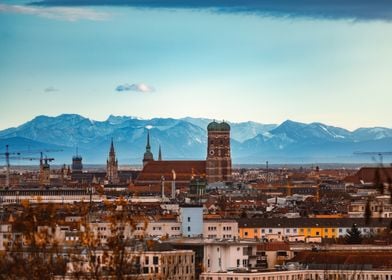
[0,114,391,165]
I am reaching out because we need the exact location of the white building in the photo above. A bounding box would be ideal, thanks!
[201,269,392,280]
[203,240,255,273]
[0,188,103,204]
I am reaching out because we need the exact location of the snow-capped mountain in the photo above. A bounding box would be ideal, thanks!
[0,114,391,164]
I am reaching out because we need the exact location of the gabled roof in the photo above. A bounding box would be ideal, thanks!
[238,218,392,228]
[136,160,206,182]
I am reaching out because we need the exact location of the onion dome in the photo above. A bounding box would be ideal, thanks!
[220,121,230,131]
[207,121,230,131]
[207,121,220,131]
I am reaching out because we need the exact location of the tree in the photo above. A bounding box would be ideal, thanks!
[364,199,372,225]
[0,199,154,280]
[345,224,362,244]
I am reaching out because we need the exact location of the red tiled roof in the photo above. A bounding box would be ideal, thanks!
[257,242,290,251]
[136,160,206,183]
[345,167,392,184]
[292,251,392,267]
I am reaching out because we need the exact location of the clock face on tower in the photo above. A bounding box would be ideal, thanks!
[209,150,215,156]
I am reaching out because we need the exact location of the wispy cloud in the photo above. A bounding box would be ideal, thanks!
[28,0,392,21]
[116,83,155,93]
[0,3,108,21]
[44,86,59,93]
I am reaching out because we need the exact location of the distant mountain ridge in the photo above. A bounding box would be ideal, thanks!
[0,114,391,164]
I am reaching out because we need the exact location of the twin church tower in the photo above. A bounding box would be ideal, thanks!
[106,120,232,184]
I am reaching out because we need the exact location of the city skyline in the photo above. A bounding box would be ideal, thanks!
[1,1,392,130]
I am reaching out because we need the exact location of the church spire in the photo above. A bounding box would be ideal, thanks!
[110,137,115,156]
[158,145,162,161]
[146,130,151,152]
[106,138,119,184]
[143,129,154,167]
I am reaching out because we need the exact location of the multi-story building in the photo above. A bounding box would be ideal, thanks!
[0,188,102,204]
[203,240,255,273]
[201,269,392,280]
[180,205,204,237]
[66,248,196,280]
[238,218,391,241]
[203,219,238,239]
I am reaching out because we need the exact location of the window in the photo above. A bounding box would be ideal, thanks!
[188,217,191,222]
[188,226,191,232]
[237,259,240,267]
[145,256,149,265]
[143,267,149,273]
[153,256,159,265]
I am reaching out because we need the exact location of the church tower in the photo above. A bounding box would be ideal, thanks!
[106,138,119,184]
[143,130,154,167]
[158,145,162,161]
[71,147,83,174]
[206,121,232,183]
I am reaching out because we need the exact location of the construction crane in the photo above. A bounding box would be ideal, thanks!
[354,151,392,164]
[0,145,21,188]
[0,145,62,188]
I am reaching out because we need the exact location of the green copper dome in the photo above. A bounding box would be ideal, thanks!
[207,121,230,131]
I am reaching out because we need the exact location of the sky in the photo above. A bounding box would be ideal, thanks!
[1,0,392,131]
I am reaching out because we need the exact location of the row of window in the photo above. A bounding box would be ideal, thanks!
[244,227,383,236]
[203,273,392,280]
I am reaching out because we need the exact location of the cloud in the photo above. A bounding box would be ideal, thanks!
[116,83,155,93]
[0,3,108,21]
[28,0,392,21]
[44,86,59,93]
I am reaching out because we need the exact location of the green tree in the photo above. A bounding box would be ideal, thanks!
[345,224,362,244]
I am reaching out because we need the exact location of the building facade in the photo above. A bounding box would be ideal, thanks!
[206,121,232,183]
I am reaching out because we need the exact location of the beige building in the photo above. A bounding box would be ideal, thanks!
[203,219,238,239]
[67,249,195,280]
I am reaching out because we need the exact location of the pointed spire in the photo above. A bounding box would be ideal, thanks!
[143,129,154,166]
[110,137,115,155]
[146,129,151,152]
[158,145,162,161]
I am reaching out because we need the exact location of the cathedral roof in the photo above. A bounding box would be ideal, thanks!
[136,160,206,182]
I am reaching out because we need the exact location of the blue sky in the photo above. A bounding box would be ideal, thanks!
[1,1,392,130]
